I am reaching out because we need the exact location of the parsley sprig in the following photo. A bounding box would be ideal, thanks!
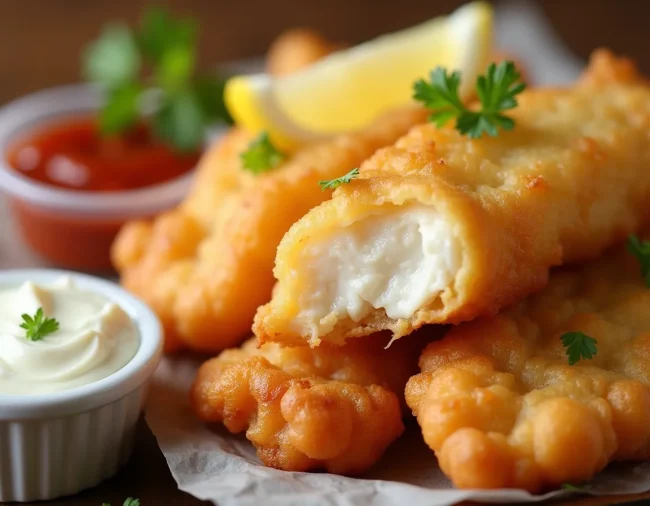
[413,61,526,138]
[627,235,650,287]
[240,132,286,173]
[561,332,598,366]
[319,168,360,191]
[83,7,231,152]
[20,308,59,342]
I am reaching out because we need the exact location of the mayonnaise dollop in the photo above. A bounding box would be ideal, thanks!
[0,278,139,395]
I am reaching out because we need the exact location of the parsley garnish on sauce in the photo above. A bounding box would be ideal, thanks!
[319,167,360,191]
[413,61,526,139]
[561,332,598,366]
[20,308,59,342]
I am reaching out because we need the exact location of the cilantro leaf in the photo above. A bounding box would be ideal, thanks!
[240,132,286,173]
[413,61,526,139]
[138,6,196,64]
[319,167,360,191]
[100,82,142,134]
[19,308,60,342]
[627,235,650,287]
[561,332,598,366]
[154,90,205,152]
[83,25,141,87]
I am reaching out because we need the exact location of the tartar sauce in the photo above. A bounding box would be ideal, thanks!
[0,278,139,395]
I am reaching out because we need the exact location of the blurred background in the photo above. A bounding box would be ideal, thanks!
[0,0,648,103]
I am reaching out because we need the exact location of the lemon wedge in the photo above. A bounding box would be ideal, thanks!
[226,1,493,151]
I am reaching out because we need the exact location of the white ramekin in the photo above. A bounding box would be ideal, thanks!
[0,269,163,502]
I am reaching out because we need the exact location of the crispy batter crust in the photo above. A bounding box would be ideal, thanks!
[406,240,650,491]
[190,331,432,474]
[255,50,650,346]
[112,107,426,352]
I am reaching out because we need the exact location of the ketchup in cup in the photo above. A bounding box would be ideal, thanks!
[0,85,200,271]
[8,117,197,193]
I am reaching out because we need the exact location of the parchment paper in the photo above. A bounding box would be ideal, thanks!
[145,356,650,506]
[2,2,645,504]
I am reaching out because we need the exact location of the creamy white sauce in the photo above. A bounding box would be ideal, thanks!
[295,205,461,338]
[0,278,139,395]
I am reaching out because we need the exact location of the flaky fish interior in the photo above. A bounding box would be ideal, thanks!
[112,106,426,353]
[255,49,650,347]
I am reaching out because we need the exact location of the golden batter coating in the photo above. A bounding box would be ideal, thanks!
[255,49,650,347]
[406,239,650,491]
[112,106,426,352]
[191,331,431,474]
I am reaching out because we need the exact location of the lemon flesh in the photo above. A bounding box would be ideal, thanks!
[226,1,493,149]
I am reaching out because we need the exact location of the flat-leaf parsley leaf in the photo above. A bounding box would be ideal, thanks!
[19,308,59,342]
[413,61,526,139]
[240,132,286,173]
[561,332,597,366]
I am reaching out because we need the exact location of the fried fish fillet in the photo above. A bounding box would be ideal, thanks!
[112,106,426,353]
[405,238,650,491]
[190,330,431,474]
[255,49,650,347]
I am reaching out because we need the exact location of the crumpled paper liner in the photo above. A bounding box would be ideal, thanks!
[145,356,650,506]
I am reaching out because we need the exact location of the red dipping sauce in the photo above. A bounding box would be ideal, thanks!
[4,116,200,271]
[8,116,199,192]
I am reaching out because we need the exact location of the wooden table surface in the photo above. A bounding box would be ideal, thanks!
[3,0,650,504]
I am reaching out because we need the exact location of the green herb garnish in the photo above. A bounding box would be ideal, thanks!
[19,308,59,342]
[102,498,140,506]
[561,332,598,366]
[240,132,286,173]
[319,167,360,191]
[561,482,586,492]
[413,61,526,139]
[83,6,231,152]
[627,235,650,287]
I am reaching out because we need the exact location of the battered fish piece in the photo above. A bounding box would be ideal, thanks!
[405,238,650,491]
[191,331,430,474]
[255,50,650,347]
[266,28,344,76]
[112,106,425,352]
